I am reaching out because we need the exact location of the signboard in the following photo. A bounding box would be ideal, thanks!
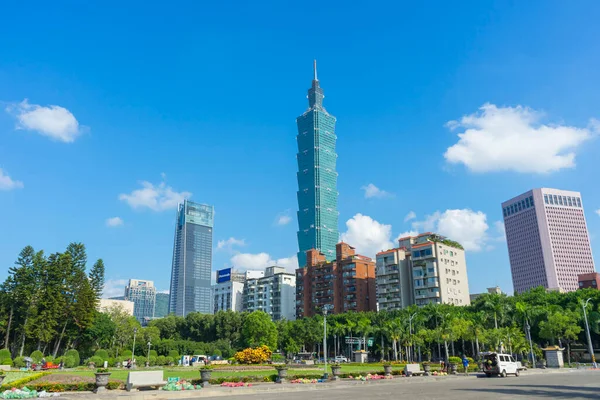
[345,338,361,344]
[168,377,180,383]
[367,339,374,347]
[217,268,232,283]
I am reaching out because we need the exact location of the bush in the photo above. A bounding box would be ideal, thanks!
[234,345,272,364]
[135,356,146,366]
[168,350,179,359]
[0,358,12,366]
[88,356,104,367]
[63,355,77,368]
[65,349,80,367]
[156,355,166,366]
[271,353,284,362]
[94,349,109,361]
[165,356,174,365]
[121,350,132,358]
[0,349,11,361]
[448,356,461,364]
[13,357,26,368]
[149,350,158,358]
[30,350,44,363]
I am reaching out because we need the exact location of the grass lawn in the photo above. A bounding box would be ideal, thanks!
[47,363,405,382]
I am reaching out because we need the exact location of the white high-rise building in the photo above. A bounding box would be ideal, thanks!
[243,266,295,320]
[502,188,595,293]
[124,279,156,324]
[376,233,471,310]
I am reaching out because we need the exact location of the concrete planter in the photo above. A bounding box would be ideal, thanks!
[383,365,393,377]
[276,367,288,383]
[331,365,341,380]
[449,363,458,374]
[94,373,111,393]
[423,364,431,376]
[200,370,212,387]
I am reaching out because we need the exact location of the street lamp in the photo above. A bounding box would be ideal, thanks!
[132,328,138,369]
[408,313,417,363]
[526,319,536,369]
[147,342,152,367]
[582,298,597,369]
[323,305,332,379]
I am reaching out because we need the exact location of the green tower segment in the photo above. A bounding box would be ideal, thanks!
[296,60,339,267]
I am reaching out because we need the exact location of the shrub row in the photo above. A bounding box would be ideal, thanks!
[23,381,123,392]
[0,372,50,391]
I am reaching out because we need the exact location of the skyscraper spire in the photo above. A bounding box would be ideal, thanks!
[313,59,318,81]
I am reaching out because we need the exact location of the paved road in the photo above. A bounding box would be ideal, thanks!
[197,371,600,400]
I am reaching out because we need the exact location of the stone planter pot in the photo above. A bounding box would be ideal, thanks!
[200,370,212,387]
[276,367,288,383]
[331,365,341,380]
[423,364,431,376]
[145,361,150,368]
[383,365,393,377]
[34,365,42,371]
[450,363,458,375]
[94,373,111,393]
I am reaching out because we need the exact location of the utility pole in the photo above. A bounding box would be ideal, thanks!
[409,313,416,363]
[132,328,138,369]
[526,319,535,368]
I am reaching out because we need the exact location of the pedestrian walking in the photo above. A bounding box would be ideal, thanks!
[462,355,469,375]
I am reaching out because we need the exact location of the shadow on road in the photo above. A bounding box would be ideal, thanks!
[455,384,600,399]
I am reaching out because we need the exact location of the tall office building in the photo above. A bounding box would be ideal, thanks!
[296,60,339,267]
[375,233,471,310]
[502,188,595,293]
[153,293,170,318]
[169,200,214,316]
[124,279,156,324]
[296,242,376,318]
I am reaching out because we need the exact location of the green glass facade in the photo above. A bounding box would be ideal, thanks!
[296,61,339,267]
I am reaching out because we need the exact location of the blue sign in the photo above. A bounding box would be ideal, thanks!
[217,268,232,283]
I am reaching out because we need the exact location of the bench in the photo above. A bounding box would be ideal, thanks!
[126,371,167,391]
[404,363,425,376]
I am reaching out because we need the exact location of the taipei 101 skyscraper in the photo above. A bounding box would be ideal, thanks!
[295,61,339,267]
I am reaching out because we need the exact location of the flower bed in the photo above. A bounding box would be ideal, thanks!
[0,387,59,399]
[220,382,252,387]
[290,378,321,384]
[348,374,393,381]
[161,379,199,391]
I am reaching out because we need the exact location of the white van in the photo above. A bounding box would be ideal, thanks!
[482,352,520,377]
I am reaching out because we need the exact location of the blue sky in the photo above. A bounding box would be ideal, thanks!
[1,0,599,297]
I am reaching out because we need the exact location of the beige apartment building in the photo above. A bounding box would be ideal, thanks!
[376,233,471,310]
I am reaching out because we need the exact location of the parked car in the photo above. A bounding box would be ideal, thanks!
[481,352,521,377]
[333,356,348,363]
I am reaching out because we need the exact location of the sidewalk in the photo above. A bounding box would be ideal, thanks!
[60,368,590,400]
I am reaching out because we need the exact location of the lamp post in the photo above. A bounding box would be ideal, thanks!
[147,342,151,367]
[323,305,332,379]
[526,319,536,368]
[132,328,138,369]
[408,313,417,362]
[582,298,597,368]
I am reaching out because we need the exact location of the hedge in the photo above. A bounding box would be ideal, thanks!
[0,350,11,361]
[0,358,12,366]
[0,372,50,391]
[23,381,123,392]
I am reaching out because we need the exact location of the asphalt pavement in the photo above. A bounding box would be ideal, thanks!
[195,370,600,400]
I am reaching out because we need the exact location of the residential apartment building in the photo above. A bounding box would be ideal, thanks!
[578,273,600,290]
[296,242,376,318]
[98,298,134,315]
[169,200,214,316]
[502,188,595,293]
[375,233,471,310]
[296,60,339,267]
[469,286,502,303]
[243,267,295,320]
[124,279,157,324]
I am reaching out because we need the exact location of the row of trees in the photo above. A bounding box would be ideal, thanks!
[2,244,600,366]
[0,244,105,359]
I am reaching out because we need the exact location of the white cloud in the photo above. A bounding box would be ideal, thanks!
[0,168,24,191]
[6,99,83,143]
[119,179,191,211]
[361,183,392,199]
[105,217,124,227]
[404,211,416,222]
[230,253,298,273]
[396,231,419,241]
[217,237,246,251]
[340,213,395,257]
[444,103,595,173]
[494,221,506,242]
[102,279,128,298]
[158,289,170,294]
[411,209,490,252]
[275,210,292,226]
[596,209,600,217]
